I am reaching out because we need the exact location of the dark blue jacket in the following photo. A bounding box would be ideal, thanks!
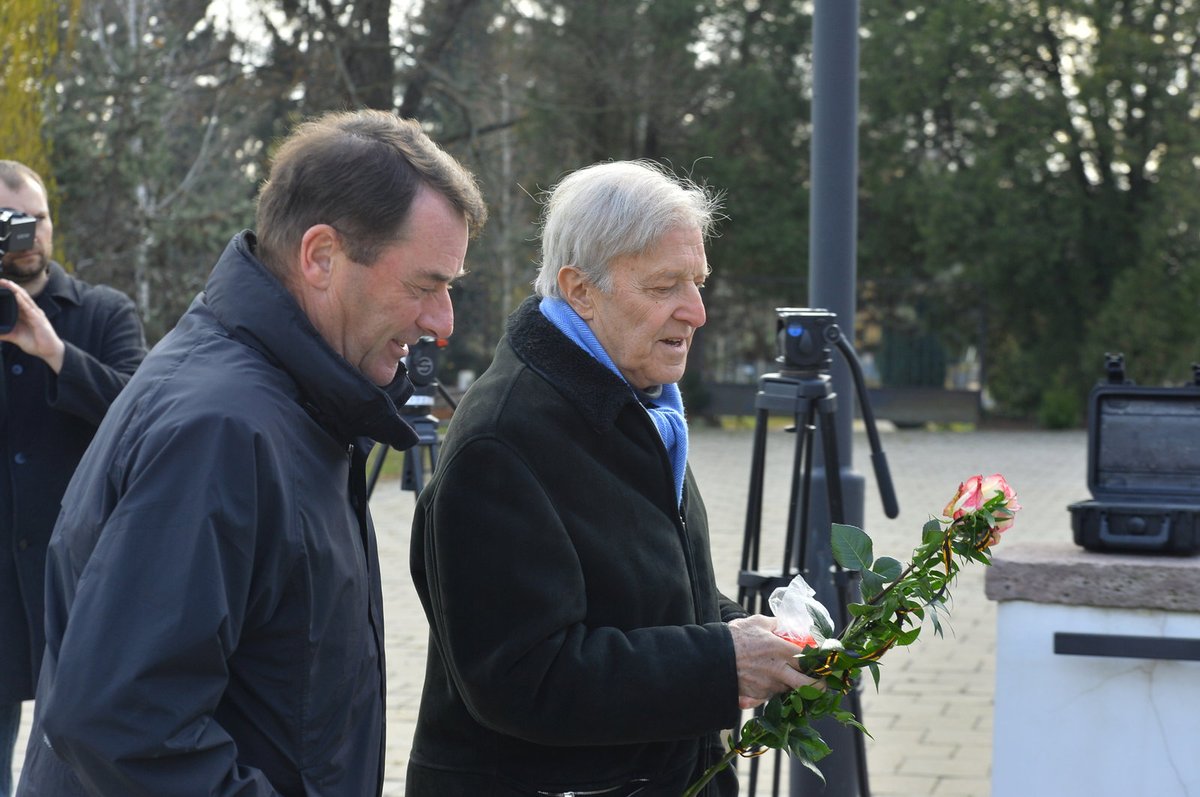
[0,262,145,704]
[18,232,418,796]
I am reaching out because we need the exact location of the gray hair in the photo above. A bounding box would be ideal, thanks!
[534,160,723,299]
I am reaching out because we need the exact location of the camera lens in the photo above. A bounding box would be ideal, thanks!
[0,287,18,334]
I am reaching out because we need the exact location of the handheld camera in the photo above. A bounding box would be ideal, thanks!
[0,207,38,333]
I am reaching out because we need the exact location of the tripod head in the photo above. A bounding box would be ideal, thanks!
[775,307,839,377]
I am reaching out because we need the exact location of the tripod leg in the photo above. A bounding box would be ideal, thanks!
[401,449,418,493]
[366,444,389,498]
[738,408,771,611]
[412,446,427,493]
[785,398,819,577]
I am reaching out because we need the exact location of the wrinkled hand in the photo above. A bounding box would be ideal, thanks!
[0,279,65,372]
[728,615,822,710]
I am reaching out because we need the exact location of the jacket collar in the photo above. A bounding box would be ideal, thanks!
[203,231,419,450]
[505,295,637,434]
[32,262,80,320]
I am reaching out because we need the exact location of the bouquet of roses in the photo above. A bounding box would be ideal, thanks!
[684,474,1021,797]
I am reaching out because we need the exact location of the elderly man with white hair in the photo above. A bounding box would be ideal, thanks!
[408,160,817,796]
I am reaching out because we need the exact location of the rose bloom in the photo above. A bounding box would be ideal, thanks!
[943,473,1022,547]
[982,474,1022,525]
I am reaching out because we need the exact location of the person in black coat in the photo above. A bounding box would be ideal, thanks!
[408,161,818,796]
[15,111,487,797]
[0,160,146,797]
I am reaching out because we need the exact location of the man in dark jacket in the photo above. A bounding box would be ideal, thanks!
[409,161,816,796]
[16,110,487,797]
[0,160,146,797]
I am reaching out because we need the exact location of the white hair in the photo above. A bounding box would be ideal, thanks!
[534,160,723,299]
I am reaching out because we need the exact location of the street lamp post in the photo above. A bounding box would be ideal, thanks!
[794,1,867,795]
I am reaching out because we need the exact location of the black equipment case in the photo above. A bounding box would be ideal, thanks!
[1068,356,1200,554]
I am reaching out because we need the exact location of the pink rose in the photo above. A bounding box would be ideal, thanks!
[943,473,1022,548]
[942,475,985,519]
[981,474,1021,515]
[982,473,1022,543]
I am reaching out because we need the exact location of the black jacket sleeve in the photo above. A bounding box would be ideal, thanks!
[47,290,145,426]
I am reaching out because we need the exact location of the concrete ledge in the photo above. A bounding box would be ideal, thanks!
[985,540,1200,613]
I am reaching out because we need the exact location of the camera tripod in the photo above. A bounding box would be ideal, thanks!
[737,312,898,797]
[365,379,457,499]
[366,336,458,500]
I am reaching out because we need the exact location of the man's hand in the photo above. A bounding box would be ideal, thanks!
[728,615,823,710]
[0,278,65,372]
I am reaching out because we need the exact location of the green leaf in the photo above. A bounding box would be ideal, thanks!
[795,684,825,700]
[831,710,872,736]
[792,750,828,784]
[895,626,921,645]
[831,523,873,572]
[807,603,835,639]
[868,662,881,689]
[847,602,875,617]
[756,715,783,738]
[872,556,903,582]
[790,730,833,764]
[929,608,945,637]
[859,569,885,601]
[922,518,944,543]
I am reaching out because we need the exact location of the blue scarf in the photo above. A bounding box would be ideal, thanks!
[539,297,689,506]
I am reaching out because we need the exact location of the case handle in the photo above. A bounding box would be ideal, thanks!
[1098,512,1171,549]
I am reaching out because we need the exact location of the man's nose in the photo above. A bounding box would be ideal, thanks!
[676,283,706,329]
[421,290,454,339]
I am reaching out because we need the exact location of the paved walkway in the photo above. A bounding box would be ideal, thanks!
[11,426,1089,796]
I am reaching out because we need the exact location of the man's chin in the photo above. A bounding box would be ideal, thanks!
[1,254,47,281]
[370,364,401,388]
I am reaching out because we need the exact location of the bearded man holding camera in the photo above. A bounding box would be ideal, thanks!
[0,160,146,797]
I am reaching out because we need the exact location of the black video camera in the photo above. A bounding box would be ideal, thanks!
[406,336,445,388]
[0,207,39,333]
[775,307,840,373]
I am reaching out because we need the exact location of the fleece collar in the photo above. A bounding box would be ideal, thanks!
[203,231,418,450]
[505,295,640,434]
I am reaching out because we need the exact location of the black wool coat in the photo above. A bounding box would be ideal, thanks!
[17,232,419,797]
[408,296,745,797]
[0,262,145,704]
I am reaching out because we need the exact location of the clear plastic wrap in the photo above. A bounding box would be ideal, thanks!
[768,574,834,649]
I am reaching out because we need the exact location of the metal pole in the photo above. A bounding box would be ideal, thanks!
[794,1,867,795]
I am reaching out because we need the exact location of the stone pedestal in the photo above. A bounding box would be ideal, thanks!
[985,542,1200,797]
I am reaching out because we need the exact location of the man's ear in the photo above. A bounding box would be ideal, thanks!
[297,224,340,290]
[557,266,595,320]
